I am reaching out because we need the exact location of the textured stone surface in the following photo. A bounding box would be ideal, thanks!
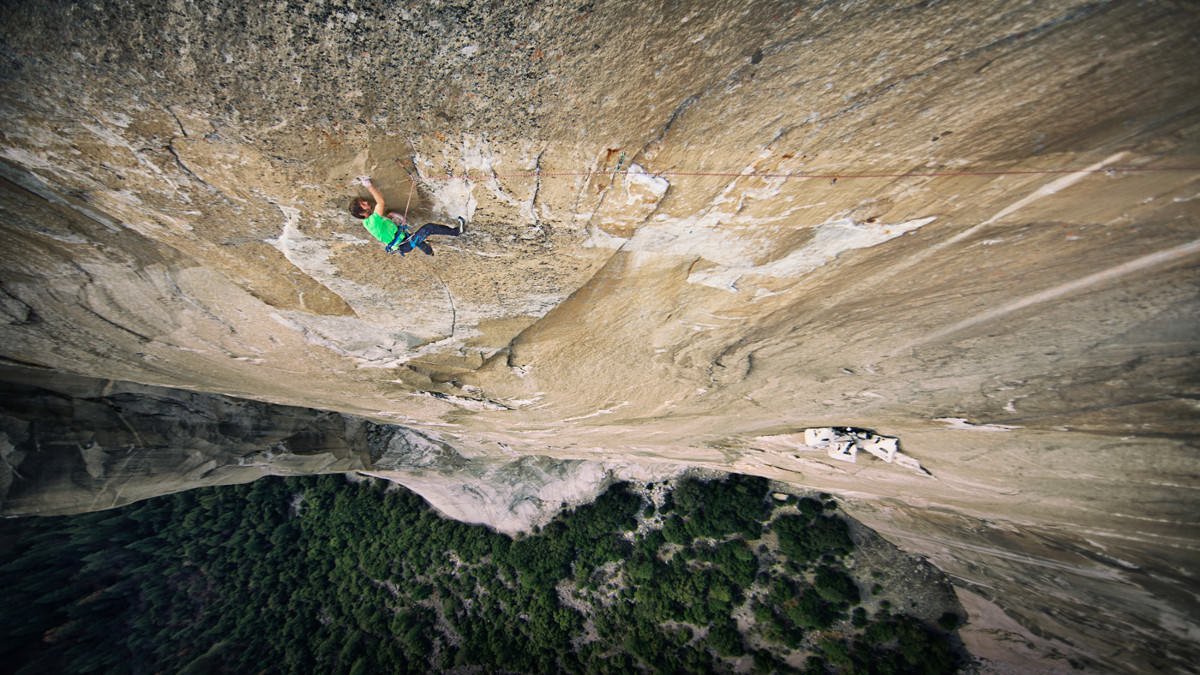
[1,0,1198,671]
[0,365,671,535]
[0,366,385,514]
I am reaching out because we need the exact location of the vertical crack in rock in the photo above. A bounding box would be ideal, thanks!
[164,105,188,138]
[523,147,546,235]
[644,93,701,157]
[164,142,223,199]
[0,285,37,326]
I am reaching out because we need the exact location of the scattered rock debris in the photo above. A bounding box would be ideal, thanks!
[803,427,931,475]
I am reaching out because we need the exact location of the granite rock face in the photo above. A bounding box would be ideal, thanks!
[0,366,380,514]
[1,0,1198,671]
[0,366,672,536]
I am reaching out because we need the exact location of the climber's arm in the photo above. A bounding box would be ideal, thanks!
[359,176,387,215]
[367,183,386,216]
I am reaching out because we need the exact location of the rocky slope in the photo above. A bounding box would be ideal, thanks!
[1,0,1197,671]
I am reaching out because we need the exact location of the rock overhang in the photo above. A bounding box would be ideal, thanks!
[0,0,1198,671]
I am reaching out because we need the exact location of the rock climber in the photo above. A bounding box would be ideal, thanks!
[349,176,465,256]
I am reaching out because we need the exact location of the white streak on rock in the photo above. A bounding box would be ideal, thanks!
[561,402,631,423]
[623,164,669,204]
[688,216,935,290]
[935,418,1019,432]
[982,152,1128,226]
[910,238,1200,349]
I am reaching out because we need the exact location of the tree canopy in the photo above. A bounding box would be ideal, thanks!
[0,473,965,673]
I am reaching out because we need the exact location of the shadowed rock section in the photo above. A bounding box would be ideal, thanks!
[1,0,1198,671]
[0,366,672,532]
[0,367,377,514]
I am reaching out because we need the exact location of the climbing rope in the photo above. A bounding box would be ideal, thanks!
[433,164,1198,182]
[401,168,417,225]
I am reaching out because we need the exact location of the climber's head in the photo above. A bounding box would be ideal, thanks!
[348,197,373,219]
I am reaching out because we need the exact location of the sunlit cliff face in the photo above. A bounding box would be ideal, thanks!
[1,1,1198,671]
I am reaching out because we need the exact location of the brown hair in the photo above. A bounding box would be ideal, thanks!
[349,197,374,219]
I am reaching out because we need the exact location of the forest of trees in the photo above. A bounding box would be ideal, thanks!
[0,472,965,673]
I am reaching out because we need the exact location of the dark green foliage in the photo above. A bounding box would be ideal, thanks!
[814,565,860,605]
[797,497,824,518]
[0,475,961,674]
[851,614,961,674]
[661,514,689,544]
[803,654,829,674]
[708,618,745,656]
[775,512,854,563]
[692,539,759,587]
[818,636,855,670]
[938,611,963,631]
[788,589,841,629]
[671,474,772,539]
[756,575,843,645]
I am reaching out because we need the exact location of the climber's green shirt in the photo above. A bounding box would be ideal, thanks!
[361,212,399,244]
